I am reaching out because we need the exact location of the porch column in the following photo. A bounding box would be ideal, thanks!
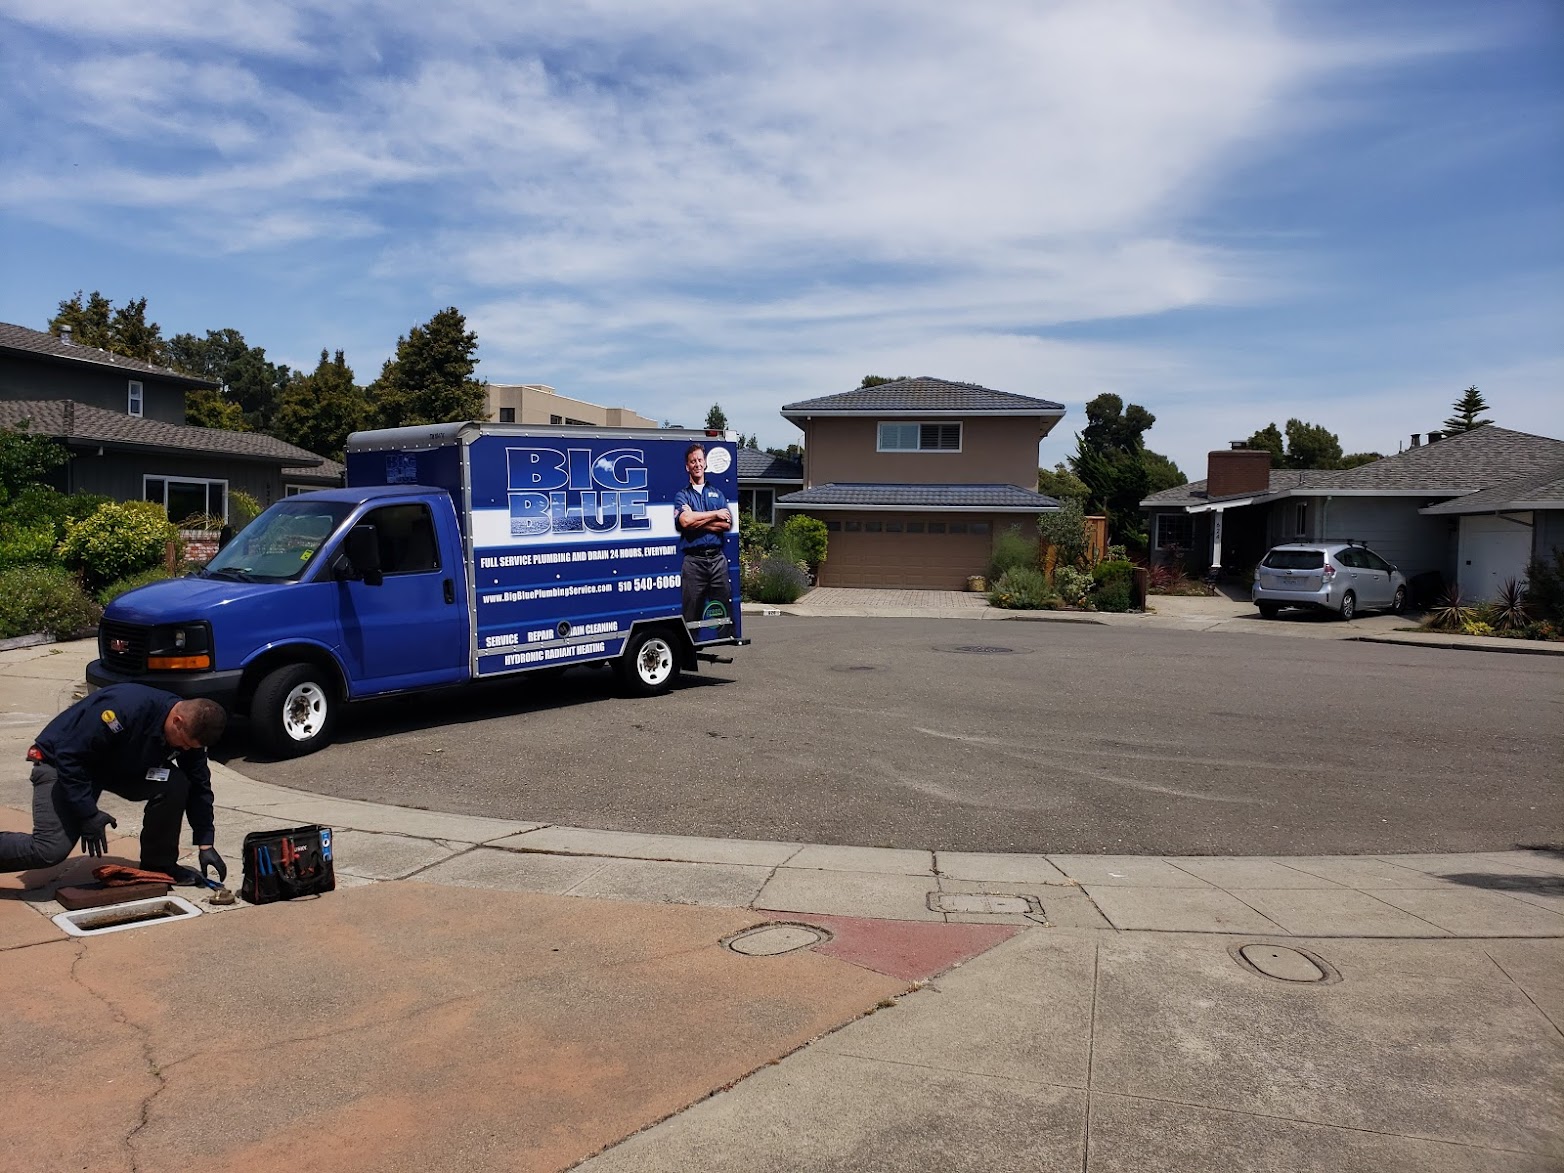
[1208,508,1224,576]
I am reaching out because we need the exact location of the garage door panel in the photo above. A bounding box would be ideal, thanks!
[823,515,993,589]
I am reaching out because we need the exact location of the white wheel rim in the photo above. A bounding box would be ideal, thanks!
[281,681,328,741]
[638,639,674,686]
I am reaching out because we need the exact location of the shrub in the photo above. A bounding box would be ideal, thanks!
[987,566,1052,609]
[739,513,775,560]
[988,525,1040,585]
[228,489,264,533]
[1038,499,1088,572]
[1053,564,1094,606]
[1094,577,1134,612]
[0,486,113,542]
[98,566,177,606]
[1426,585,1475,632]
[59,500,177,592]
[1523,549,1564,623]
[1486,578,1530,632]
[0,521,60,570]
[0,565,100,639]
[781,514,829,568]
[751,555,808,604]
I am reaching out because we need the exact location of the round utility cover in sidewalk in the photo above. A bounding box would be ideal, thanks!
[726,923,831,956]
[1233,943,1340,984]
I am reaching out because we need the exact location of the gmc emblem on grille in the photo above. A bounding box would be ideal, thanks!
[109,639,129,653]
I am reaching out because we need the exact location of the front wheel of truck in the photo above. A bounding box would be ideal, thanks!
[252,663,338,757]
[617,629,677,697]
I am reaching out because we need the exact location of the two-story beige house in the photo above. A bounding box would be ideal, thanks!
[776,377,1066,589]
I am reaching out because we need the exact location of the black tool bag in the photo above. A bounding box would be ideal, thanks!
[241,825,336,905]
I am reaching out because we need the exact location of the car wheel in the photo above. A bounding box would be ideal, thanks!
[1338,591,1357,622]
[618,629,677,697]
[1257,603,1280,619]
[1390,585,1406,614]
[252,663,337,757]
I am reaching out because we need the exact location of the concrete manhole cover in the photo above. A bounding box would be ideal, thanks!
[936,645,1024,655]
[1232,943,1340,984]
[725,923,831,956]
[928,892,1041,915]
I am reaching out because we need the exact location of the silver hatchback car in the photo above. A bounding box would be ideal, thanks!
[1252,540,1407,621]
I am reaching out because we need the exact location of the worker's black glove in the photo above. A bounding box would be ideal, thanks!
[79,810,118,857]
[198,846,227,885]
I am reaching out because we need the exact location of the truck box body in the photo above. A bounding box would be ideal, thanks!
[87,422,744,755]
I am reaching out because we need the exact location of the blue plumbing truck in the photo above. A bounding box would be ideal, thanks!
[87,422,746,756]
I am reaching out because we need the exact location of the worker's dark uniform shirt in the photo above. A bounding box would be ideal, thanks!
[34,684,215,844]
[673,482,729,553]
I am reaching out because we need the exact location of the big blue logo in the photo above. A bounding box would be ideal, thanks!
[507,447,652,536]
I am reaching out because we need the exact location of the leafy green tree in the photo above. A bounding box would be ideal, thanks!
[167,328,290,430]
[184,389,250,431]
[1068,393,1159,544]
[859,374,910,388]
[49,291,114,348]
[0,422,71,506]
[275,350,369,461]
[1037,498,1088,571]
[1339,452,1383,469]
[704,403,729,431]
[766,442,803,463]
[107,298,166,365]
[1443,385,1492,433]
[1142,449,1186,494]
[1244,423,1285,466]
[1037,462,1090,507]
[371,308,486,428]
[1283,419,1343,469]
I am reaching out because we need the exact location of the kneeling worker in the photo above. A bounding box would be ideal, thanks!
[0,684,229,885]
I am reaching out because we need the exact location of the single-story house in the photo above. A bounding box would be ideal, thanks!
[1141,425,1564,599]
[775,377,1064,589]
[1420,460,1564,598]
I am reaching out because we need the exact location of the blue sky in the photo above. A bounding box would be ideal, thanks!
[1,0,1559,477]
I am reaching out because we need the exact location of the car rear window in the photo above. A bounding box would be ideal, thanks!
[1263,550,1324,570]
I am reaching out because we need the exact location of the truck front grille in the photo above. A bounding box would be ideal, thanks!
[99,620,148,673]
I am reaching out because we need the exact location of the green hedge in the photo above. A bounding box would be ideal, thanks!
[98,566,178,606]
[0,566,100,640]
[59,500,177,592]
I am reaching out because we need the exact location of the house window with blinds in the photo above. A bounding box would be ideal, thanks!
[876,422,962,452]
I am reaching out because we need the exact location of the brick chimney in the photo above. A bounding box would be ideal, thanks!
[1206,445,1272,498]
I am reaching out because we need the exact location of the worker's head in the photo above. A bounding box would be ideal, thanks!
[164,699,228,751]
[685,443,706,483]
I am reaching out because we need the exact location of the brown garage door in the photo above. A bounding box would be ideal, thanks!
[821,514,993,589]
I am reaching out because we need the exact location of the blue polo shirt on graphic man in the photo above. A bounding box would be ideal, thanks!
[674,480,732,630]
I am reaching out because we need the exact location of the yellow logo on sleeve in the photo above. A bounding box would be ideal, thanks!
[101,709,123,733]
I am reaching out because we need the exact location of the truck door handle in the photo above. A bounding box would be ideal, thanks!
[443,578,455,604]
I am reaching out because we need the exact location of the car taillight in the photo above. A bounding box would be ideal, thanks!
[1322,563,1335,579]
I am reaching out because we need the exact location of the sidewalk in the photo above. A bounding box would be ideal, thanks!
[759,586,1564,654]
[2,641,1560,1171]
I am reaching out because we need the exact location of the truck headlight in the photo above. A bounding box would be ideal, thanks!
[147,623,213,671]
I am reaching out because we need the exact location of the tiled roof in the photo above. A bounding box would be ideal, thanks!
[781,377,1064,416]
[778,483,1061,510]
[0,400,324,467]
[282,457,346,483]
[1421,460,1564,514]
[0,320,219,388]
[1142,427,1564,510]
[736,446,802,482]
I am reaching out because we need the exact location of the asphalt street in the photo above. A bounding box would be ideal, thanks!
[223,617,1564,856]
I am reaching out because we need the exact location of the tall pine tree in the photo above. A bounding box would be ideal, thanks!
[1443,386,1492,433]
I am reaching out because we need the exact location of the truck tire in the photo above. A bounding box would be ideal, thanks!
[618,629,677,697]
[252,663,338,757]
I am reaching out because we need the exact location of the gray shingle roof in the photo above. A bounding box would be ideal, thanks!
[0,400,324,467]
[282,457,346,483]
[736,446,802,482]
[1142,426,1564,510]
[0,320,219,388]
[1421,460,1564,514]
[781,377,1064,416]
[778,483,1060,510]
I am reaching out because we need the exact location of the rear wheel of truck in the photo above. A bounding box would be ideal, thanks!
[252,663,338,757]
[618,629,677,697]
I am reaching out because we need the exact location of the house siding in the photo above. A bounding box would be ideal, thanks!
[1535,510,1564,561]
[1301,497,1455,580]
[66,452,284,514]
[803,416,1038,488]
[0,359,188,423]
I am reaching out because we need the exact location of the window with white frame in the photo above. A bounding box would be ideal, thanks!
[1293,501,1308,536]
[877,421,961,452]
[145,476,227,524]
[127,380,144,418]
[285,484,313,497]
[1155,513,1195,549]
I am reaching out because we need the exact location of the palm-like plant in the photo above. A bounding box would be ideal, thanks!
[1427,584,1473,631]
[1487,578,1530,631]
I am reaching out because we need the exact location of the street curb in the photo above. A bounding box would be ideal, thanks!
[1350,634,1564,657]
[0,632,56,653]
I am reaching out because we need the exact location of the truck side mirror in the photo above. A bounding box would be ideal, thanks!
[344,524,384,587]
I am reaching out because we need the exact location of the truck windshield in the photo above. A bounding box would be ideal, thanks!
[203,500,353,583]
